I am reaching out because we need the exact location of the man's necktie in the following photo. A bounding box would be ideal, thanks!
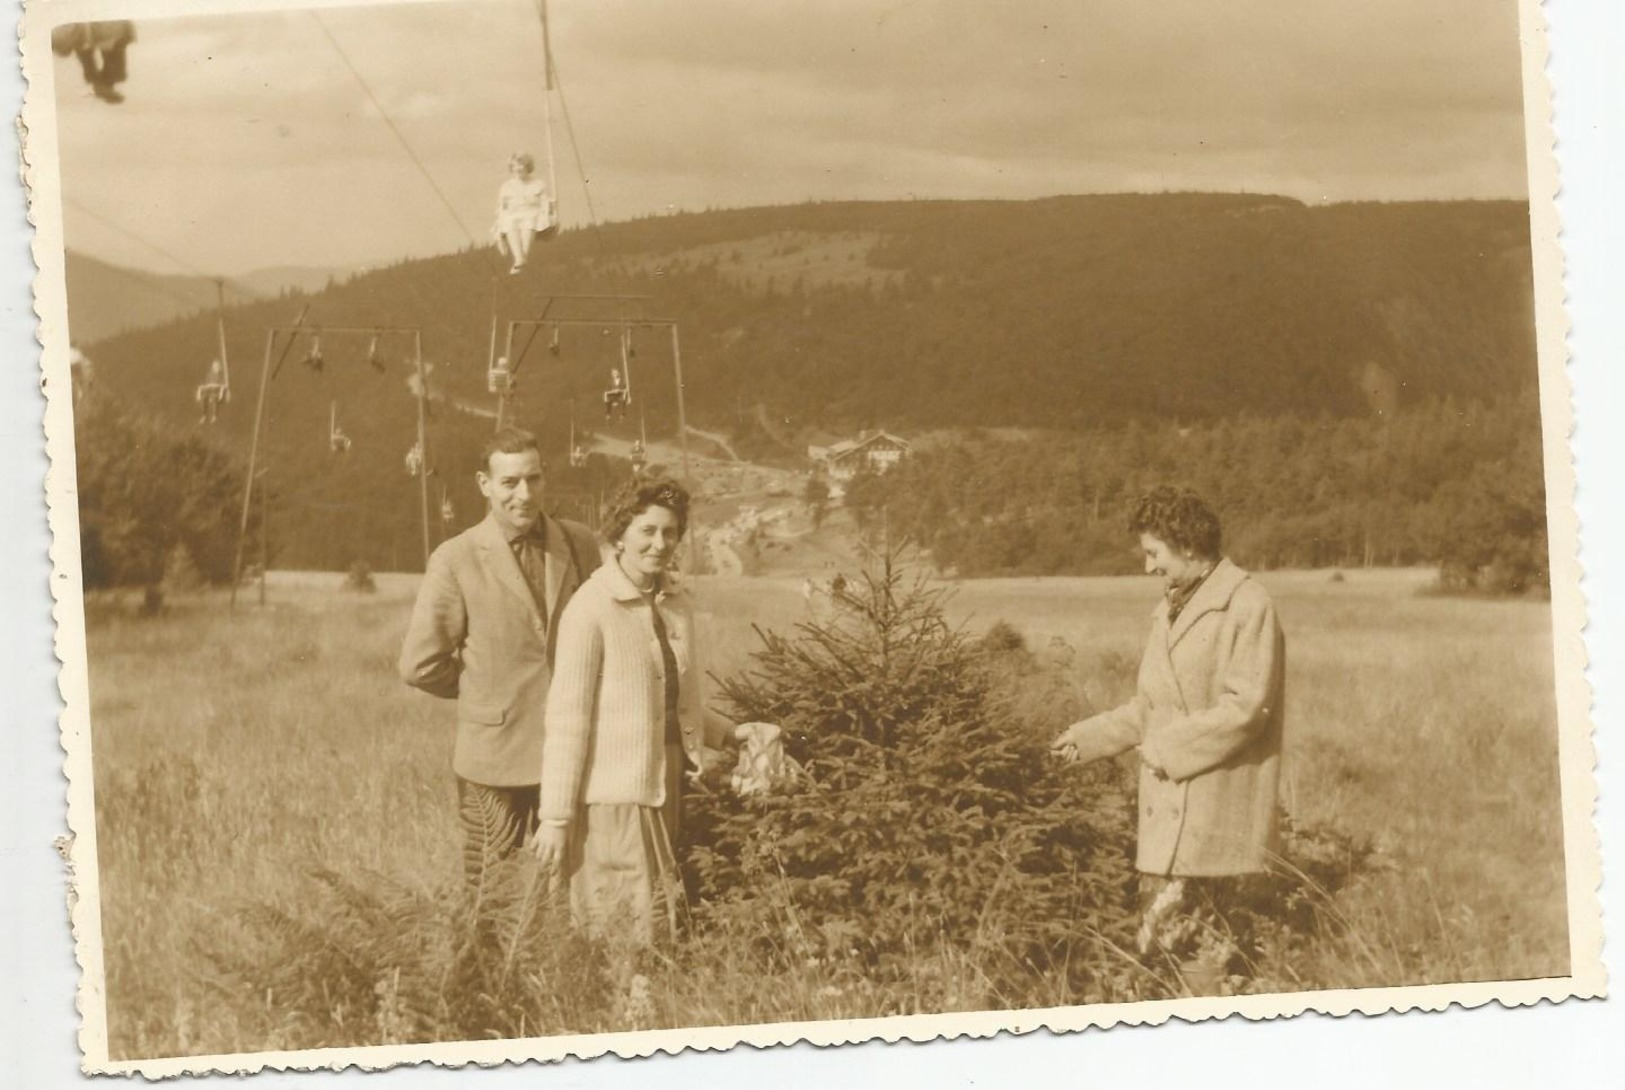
[514,537,548,618]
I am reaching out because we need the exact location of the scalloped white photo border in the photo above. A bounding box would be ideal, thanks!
[14,0,1604,1078]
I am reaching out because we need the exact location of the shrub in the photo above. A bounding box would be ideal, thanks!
[683,551,1143,1005]
[977,619,1026,655]
[343,560,378,594]
[74,388,248,589]
[194,863,614,1048]
[161,545,206,595]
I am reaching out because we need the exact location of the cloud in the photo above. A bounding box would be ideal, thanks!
[52,0,1531,275]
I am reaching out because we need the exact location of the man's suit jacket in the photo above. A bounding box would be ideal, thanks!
[399,511,602,787]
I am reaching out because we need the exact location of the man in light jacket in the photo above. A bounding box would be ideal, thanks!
[399,427,601,888]
[1054,486,1286,991]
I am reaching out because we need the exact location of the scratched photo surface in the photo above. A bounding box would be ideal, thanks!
[23,0,1598,1075]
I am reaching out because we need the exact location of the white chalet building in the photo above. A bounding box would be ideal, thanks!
[807,430,912,491]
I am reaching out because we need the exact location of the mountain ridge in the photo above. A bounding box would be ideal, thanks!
[68,192,1539,570]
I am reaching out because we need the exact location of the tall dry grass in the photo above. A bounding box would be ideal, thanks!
[84,568,1568,1059]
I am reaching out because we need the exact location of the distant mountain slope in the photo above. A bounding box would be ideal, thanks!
[72,193,1539,570]
[63,251,354,344]
[231,264,358,299]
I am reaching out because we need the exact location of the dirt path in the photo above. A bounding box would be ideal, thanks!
[706,529,744,576]
[685,424,743,462]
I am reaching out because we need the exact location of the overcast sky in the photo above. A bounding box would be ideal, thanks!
[47,0,1532,277]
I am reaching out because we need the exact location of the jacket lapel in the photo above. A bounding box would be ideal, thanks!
[1166,558,1248,648]
[1145,601,1186,713]
[475,514,543,624]
[541,514,572,622]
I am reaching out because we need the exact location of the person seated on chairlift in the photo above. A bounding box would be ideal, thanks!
[569,444,588,469]
[51,21,135,104]
[603,368,629,420]
[405,442,424,477]
[488,355,513,395]
[303,336,324,372]
[330,427,352,454]
[492,152,554,275]
[195,359,229,425]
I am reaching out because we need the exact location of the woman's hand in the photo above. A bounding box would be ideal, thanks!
[1050,725,1082,763]
[531,822,569,871]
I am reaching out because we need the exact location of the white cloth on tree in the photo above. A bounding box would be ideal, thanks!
[730,722,794,796]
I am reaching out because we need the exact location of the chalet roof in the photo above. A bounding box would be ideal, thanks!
[811,429,912,463]
[845,429,911,452]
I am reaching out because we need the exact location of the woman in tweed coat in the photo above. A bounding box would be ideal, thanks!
[1053,486,1286,990]
[533,480,732,946]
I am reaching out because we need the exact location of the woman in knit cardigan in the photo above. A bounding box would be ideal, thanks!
[533,479,732,945]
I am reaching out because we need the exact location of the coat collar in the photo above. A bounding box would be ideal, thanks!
[595,556,688,605]
[1164,557,1249,647]
[474,511,573,620]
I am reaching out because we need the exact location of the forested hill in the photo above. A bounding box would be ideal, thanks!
[70,193,1538,572]
[81,194,1535,431]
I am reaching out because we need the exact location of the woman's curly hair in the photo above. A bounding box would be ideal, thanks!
[1128,486,1222,559]
[601,478,691,543]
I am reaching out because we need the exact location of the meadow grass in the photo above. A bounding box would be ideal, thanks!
[84,568,1568,1058]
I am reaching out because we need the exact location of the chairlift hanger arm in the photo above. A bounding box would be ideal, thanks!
[266,304,314,383]
[523,293,656,305]
[507,317,679,330]
[264,324,423,336]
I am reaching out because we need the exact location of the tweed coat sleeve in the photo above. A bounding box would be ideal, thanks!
[398,544,466,699]
[1055,607,1159,763]
[1141,582,1284,784]
[1057,692,1147,765]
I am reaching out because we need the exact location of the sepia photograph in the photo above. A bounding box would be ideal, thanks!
[18,0,1602,1076]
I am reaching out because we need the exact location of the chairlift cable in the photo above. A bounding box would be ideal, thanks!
[309,11,485,254]
[61,194,272,300]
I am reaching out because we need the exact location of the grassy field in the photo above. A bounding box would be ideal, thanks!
[84,567,1569,1059]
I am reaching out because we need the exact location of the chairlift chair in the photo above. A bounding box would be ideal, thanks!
[367,335,386,373]
[303,335,324,373]
[603,369,630,420]
[568,400,589,468]
[488,355,514,395]
[630,411,648,475]
[328,402,351,454]
[405,440,424,478]
[195,358,230,425]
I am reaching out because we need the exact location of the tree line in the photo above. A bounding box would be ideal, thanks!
[843,393,1549,593]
